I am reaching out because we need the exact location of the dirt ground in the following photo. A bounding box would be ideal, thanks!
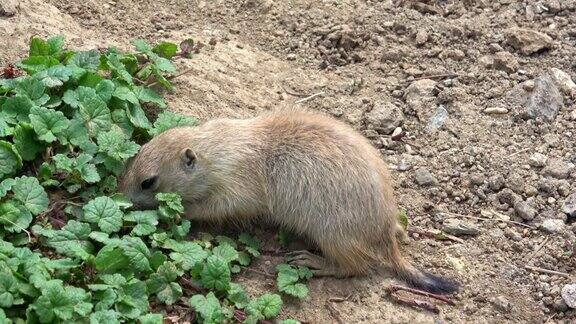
[2,0,576,323]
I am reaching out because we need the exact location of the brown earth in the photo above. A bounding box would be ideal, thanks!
[2,0,576,323]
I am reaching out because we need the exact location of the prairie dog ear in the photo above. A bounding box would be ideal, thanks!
[180,148,197,170]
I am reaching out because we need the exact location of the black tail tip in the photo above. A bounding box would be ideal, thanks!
[410,271,459,295]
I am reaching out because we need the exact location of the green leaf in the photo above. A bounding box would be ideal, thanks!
[239,233,260,257]
[29,106,71,142]
[157,282,182,305]
[125,102,151,129]
[33,220,94,260]
[96,129,140,161]
[139,313,164,324]
[12,176,49,215]
[227,283,249,309]
[90,310,119,324]
[29,37,49,57]
[96,80,115,102]
[189,292,225,324]
[151,111,197,136]
[113,86,139,105]
[46,35,65,56]
[95,244,130,273]
[212,243,239,264]
[12,123,44,161]
[75,89,112,135]
[156,192,184,220]
[2,95,35,124]
[280,319,301,324]
[0,269,17,308]
[153,42,178,59]
[76,154,101,183]
[83,196,123,233]
[119,236,151,272]
[164,240,207,271]
[105,53,133,85]
[69,50,100,71]
[276,264,309,299]
[63,86,97,109]
[134,86,166,108]
[31,280,92,322]
[0,178,14,198]
[14,78,48,105]
[0,141,22,179]
[34,65,73,87]
[124,210,158,236]
[17,56,60,75]
[132,39,152,53]
[200,255,231,292]
[116,280,148,319]
[247,293,282,319]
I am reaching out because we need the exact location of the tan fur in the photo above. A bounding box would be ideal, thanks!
[119,108,452,290]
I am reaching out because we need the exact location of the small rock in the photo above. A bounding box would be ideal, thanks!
[541,219,565,233]
[415,29,428,45]
[483,107,509,115]
[0,0,17,16]
[404,79,437,120]
[493,51,519,73]
[523,80,535,91]
[562,192,576,217]
[488,175,505,191]
[514,201,536,220]
[478,55,494,68]
[543,159,574,179]
[549,68,576,96]
[397,159,411,172]
[491,295,512,313]
[414,168,436,186]
[504,228,523,241]
[561,284,576,309]
[364,102,404,135]
[529,153,548,168]
[442,219,481,236]
[507,73,563,122]
[286,53,297,61]
[507,28,553,55]
[391,127,404,140]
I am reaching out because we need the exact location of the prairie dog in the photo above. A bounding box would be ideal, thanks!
[119,108,458,294]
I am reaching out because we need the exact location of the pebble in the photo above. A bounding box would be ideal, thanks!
[504,228,522,241]
[442,219,481,236]
[414,168,436,186]
[540,219,565,233]
[493,51,519,73]
[561,192,576,217]
[514,201,536,220]
[506,28,553,55]
[561,284,576,308]
[0,0,17,16]
[364,102,404,135]
[529,153,548,168]
[415,29,428,45]
[523,80,535,91]
[549,68,576,96]
[543,159,574,179]
[483,107,508,115]
[491,295,512,313]
[506,73,562,122]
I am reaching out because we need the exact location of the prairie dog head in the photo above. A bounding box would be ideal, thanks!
[118,127,210,209]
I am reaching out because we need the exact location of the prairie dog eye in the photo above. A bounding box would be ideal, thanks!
[140,176,158,190]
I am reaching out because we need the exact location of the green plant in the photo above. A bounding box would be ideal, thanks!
[0,35,303,323]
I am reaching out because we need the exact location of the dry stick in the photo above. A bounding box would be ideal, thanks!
[526,236,550,264]
[442,211,535,229]
[388,284,456,306]
[388,292,440,314]
[404,73,464,83]
[508,147,531,157]
[524,265,571,278]
[408,228,465,244]
[295,92,325,104]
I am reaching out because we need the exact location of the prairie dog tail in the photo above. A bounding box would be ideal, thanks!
[386,237,459,294]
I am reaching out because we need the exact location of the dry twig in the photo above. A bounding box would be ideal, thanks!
[295,92,325,104]
[408,228,465,244]
[441,211,535,229]
[387,284,455,306]
[404,73,464,83]
[526,236,550,264]
[325,302,345,324]
[524,265,570,278]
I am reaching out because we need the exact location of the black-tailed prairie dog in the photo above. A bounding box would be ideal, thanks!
[119,108,458,294]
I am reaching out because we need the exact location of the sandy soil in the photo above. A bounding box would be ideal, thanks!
[2,0,576,323]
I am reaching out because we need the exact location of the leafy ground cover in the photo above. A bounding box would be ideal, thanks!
[0,36,308,324]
